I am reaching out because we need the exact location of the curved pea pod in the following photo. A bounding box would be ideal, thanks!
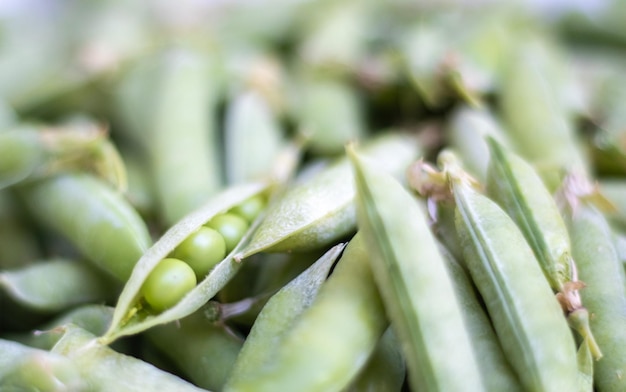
[227,232,387,392]
[224,90,285,184]
[567,205,626,392]
[19,173,152,282]
[485,138,601,359]
[446,105,511,183]
[441,245,522,392]
[146,311,244,391]
[115,45,222,225]
[100,181,269,344]
[0,258,115,313]
[224,243,343,389]
[349,150,485,392]
[0,124,110,190]
[344,328,406,392]
[449,164,579,391]
[235,133,420,259]
[51,325,207,392]
[292,75,365,156]
[0,338,88,391]
[499,35,589,188]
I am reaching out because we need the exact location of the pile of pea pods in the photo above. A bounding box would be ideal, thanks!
[1,0,626,391]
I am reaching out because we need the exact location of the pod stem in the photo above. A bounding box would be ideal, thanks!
[567,308,603,361]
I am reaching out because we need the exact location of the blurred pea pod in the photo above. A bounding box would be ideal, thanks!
[499,34,590,188]
[0,190,40,270]
[562,176,626,392]
[101,181,270,344]
[486,138,601,359]
[0,338,88,391]
[0,123,123,191]
[224,90,285,184]
[19,173,152,282]
[434,151,579,392]
[440,245,522,392]
[146,311,244,391]
[0,258,115,314]
[292,74,365,156]
[51,325,207,392]
[344,328,406,392]
[235,133,420,259]
[350,150,484,392]
[228,233,387,392]
[115,44,223,225]
[446,105,511,183]
[225,243,343,389]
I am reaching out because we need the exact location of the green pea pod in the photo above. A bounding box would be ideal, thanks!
[115,45,222,225]
[441,245,522,392]
[101,181,269,344]
[0,258,115,313]
[567,205,626,392]
[349,150,484,392]
[446,106,511,183]
[224,90,284,184]
[19,173,152,282]
[344,328,406,392]
[0,338,88,391]
[146,312,244,391]
[235,133,420,259]
[444,153,579,392]
[0,125,109,190]
[5,305,115,351]
[227,232,387,392]
[485,138,601,359]
[51,325,207,392]
[293,75,365,156]
[499,35,589,188]
[224,243,344,389]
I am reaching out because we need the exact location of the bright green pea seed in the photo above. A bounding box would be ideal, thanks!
[230,195,265,223]
[141,258,197,312]
[173,227,226,279]
[207,213,249,253]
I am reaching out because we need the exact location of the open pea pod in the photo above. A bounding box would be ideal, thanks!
[100,181,270,344]
[235,133,420,259]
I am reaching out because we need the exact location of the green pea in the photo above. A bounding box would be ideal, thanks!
[207,213,249,253]
[173,227,226,279]
[230,195,265,224]
[141,258,197,312]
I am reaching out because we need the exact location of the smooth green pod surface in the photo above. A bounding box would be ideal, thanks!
[350,150,484,392]
[236,133,420,258]
[227,233,387,392]
[225,243,343,389]
[102,181,268,344]
[0,258,114,313]
[19,173,152,282]
[52,325,207,392]
[452,176,578,392]
[568,205,626,392]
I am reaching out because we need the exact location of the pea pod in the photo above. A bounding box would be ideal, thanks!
[146,312,244,391]
[101,181,269,344]
[236,133,420,259]
[51,325,207,392]
[227,232,387,392]
[485,138,601,359]
[349,150,484,392]
[19,173,152,282]
[566,202,626,392]
[224,243,343,389]
[0,258,115,313]
[440,152,579,391]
